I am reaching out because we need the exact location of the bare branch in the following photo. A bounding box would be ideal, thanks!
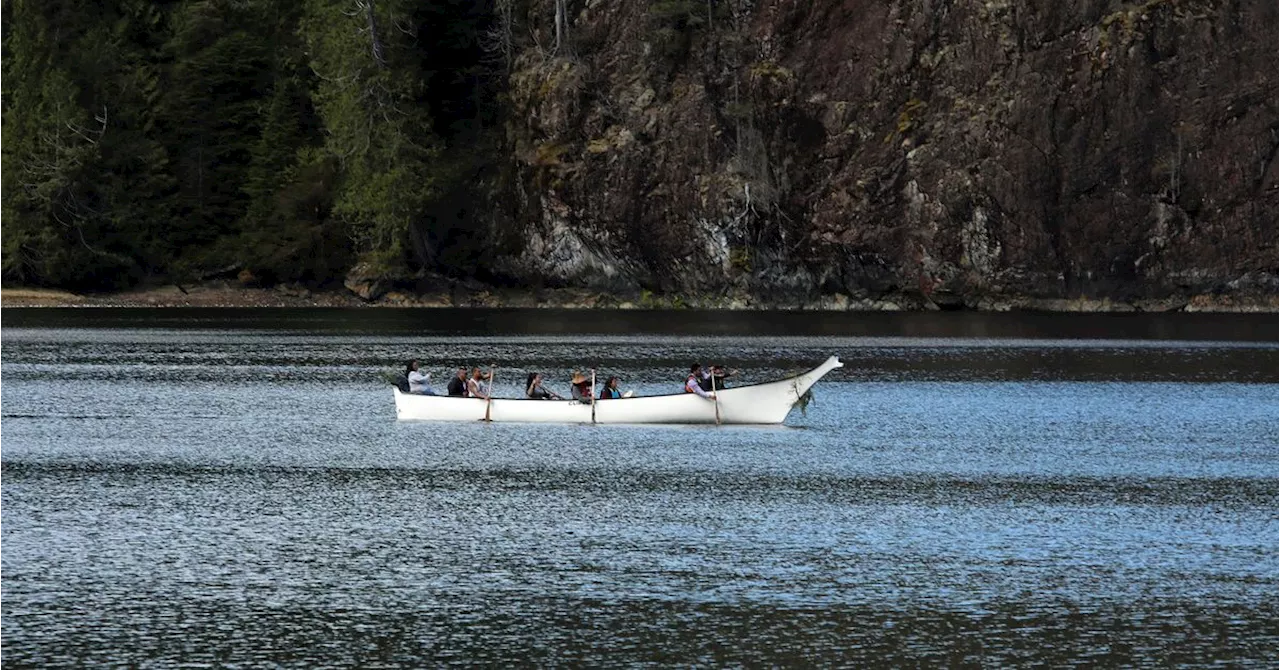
[392,16,415,36]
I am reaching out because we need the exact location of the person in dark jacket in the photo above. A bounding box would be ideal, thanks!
[698,364,734,392]
[446,367,467,396]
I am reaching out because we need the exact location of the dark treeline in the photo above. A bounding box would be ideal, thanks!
[2,0,504,291]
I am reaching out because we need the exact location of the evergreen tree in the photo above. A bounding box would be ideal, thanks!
[1,0,504,290]
[2,0,146,287]
[79,0,177,279]
[234,0,347,285]
[302,0,444,274]
[160,0,270,263]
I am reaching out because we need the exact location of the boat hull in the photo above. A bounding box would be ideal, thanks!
[393,356,843,425]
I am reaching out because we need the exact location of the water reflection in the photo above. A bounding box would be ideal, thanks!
[4,306,1277,341]
[2,330,1276,385]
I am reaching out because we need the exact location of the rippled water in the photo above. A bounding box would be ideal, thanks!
[2,308,1277,666]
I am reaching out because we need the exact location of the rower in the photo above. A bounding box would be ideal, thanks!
[699,364,733,392]
[526,372,562,399]
[684,364,716,399]
[467,368,491,400]
[569,371,593,403]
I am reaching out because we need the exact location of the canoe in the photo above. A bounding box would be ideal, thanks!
[393,355,843,424]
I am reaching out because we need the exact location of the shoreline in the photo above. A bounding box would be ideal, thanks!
[1,283,1275,313]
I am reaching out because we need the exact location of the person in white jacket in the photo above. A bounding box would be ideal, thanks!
[406,360,435,395]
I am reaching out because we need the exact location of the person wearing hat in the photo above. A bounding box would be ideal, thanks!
[569,371,593,403]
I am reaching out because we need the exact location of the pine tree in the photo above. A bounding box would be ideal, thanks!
[2,0,138,287]
[302,0,444,274]
[1,0,505,290]
[160,0,270,261]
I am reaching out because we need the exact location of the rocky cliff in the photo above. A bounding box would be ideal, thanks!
[477,0,1277,309]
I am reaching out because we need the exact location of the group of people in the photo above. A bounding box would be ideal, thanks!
[401,361,494,399]
[525,371,626,403]
[398,360,734,401]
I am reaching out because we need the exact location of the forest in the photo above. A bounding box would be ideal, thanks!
[3,0,504,291]
[3,0,1275,307]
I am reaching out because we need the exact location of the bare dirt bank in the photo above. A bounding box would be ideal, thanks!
[2,285,362,308]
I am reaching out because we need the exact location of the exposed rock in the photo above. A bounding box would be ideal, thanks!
[481,0,1276,309]
[344,263,395,302]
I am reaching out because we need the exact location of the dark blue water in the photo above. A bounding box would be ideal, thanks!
[2,309,1276,666]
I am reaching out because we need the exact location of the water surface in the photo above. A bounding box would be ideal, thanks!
[2,308,1276,666]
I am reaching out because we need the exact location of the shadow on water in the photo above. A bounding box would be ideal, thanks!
[3,307,1277,341]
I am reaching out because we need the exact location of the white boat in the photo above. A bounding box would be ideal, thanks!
[393,355,843,424]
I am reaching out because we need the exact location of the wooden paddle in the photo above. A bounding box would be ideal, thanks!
[484,364,496,422]
[711,372,721,425]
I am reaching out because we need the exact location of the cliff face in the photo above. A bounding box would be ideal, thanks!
[486,0,1277,308]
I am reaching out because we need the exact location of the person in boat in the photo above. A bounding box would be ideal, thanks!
[569,371,593,403]
[467,367,491,400]
[447,367,467,396]
[526,372,563,400]
[406,360,435,395]
[685,363,716,399]
[599,376,623,399]
[698,364,734,392]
